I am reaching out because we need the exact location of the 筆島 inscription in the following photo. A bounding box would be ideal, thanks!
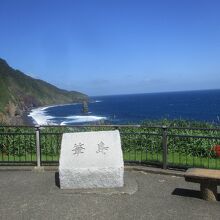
[72,143,85,156]
[96,141,109,154]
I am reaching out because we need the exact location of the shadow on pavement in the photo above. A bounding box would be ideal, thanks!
[172,188,201,199]
[55,172,60,188]
[172,188,220,201]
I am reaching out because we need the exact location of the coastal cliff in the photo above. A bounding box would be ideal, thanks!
[0,58,88,125]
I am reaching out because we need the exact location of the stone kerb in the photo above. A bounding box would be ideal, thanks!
[59,130,124,189]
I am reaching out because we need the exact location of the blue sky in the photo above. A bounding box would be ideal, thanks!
[1,0,220,96]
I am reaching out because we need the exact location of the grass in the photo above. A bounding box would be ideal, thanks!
[123,151,220,169]
[1,121,220,169]
[0,154,37,164]
[1,150,220,169]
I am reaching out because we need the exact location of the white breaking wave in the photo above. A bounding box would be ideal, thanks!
[28,106,107,125]
[60,115,107,125]
[28,102,83,125]
[90,100,102,103]
[28,106,56,125]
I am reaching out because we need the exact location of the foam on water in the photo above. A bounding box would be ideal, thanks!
[90,100,102,103]
[28,106,56,125]
[28,103,107,125]
[60,115,107,125]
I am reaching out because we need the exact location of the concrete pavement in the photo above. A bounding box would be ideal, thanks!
[0,170,219,220]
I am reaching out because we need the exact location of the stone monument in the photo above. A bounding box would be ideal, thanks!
[59,130,124,189]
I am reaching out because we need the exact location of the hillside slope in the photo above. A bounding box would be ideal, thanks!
[0,58,88,124]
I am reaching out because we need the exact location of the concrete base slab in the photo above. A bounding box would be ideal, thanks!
[51,171,137,195]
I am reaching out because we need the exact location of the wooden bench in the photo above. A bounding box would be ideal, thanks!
[184,168,220,201]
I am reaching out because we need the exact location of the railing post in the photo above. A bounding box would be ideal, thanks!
[162,125,168,169]
[35,125,41,167]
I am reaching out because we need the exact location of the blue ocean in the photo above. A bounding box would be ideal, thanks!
[29,90,220,125]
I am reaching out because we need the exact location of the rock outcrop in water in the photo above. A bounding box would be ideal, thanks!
[82,101,89,114]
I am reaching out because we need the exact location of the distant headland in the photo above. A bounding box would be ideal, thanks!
[0,58,88,125]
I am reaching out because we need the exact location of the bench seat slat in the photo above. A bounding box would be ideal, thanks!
[185,168,220,182]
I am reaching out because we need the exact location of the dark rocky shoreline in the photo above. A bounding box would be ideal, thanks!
[21,110,35,126]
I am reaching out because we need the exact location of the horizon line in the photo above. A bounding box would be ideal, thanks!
[90,88,220,98]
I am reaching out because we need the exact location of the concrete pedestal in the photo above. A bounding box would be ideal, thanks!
[200,181,218,201]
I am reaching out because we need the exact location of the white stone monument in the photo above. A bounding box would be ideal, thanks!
[59,130,124,189]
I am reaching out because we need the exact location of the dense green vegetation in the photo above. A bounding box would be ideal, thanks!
[0,58,88,124]
[0,120,220,169]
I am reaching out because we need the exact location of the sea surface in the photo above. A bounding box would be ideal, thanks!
[28,90,220,125]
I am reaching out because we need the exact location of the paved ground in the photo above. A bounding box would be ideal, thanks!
[0,170,220,220]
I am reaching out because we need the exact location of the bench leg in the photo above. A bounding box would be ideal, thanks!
[200,181,217,201]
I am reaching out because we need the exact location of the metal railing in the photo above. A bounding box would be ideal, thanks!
[0,125,220,169]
